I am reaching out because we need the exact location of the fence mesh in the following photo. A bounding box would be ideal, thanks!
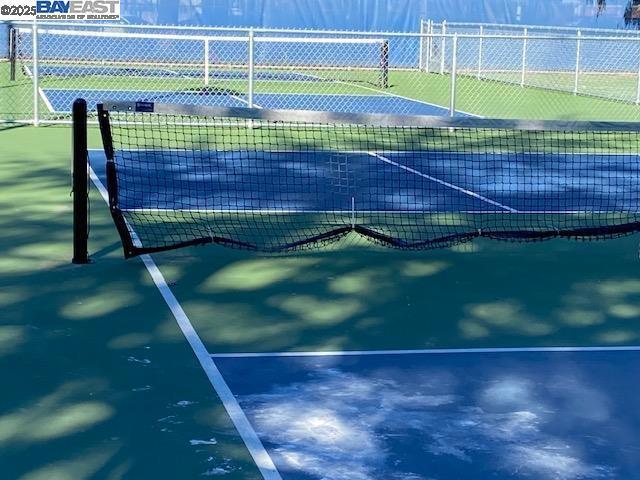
[4,22,640,123]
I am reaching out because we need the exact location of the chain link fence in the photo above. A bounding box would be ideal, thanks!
[423,19,640,39]
[4,21,640,123]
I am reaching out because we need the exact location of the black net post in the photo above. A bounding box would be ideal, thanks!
[72,98,90,264]
[379,39,389,89]
[8,26,16,81]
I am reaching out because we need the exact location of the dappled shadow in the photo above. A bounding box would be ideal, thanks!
[0,125,260,479]
[149,234,640,354]
[5,122,640,479]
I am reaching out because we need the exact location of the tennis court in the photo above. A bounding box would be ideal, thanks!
[4,14,640,480]
[79,144,640,478]
[4,110,640,478]
[41,100,638,478]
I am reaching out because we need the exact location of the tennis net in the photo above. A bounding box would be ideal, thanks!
[81,100,640,259]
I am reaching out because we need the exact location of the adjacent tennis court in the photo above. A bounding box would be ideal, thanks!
[41,88,460,116]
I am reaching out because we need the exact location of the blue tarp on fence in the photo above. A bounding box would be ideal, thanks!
[122,0,635,32]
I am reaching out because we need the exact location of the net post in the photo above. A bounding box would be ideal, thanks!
[449,33,458,117]
[477,25,483,79]
[520,27,527,87]
[247,28,255,108]
[379,39,389,88]
[573,30,581,95]
[439,20,446,75]
[9,25,16,81]
[32,19,39,126]
[72,98,90,264]
[204,38,209,86]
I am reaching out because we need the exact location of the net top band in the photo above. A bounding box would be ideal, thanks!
[98,101,640,133]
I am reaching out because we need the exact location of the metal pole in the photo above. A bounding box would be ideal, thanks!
[418,19,425,71]
[248,28,255,108]
[636,40,640,104]
[9,27,16,81]
[449,34,458,117]
[520,27,527,87]
[32,19,39,126]
[204,38,209,86]
[427,20,434,73]
[477,25,483,79]
[72,98,90,264]
[574,31,581,95]
[379,40,389,88]
[440,20,447,75]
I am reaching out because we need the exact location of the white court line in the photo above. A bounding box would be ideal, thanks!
[211,345,640,358]
[88,167,281,480]
[38,87,55,113]
[368,152,518,213]
[24,65,56,112]
[23,65,33,79]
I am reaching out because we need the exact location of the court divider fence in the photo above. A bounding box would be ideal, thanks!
[4,20,640,124]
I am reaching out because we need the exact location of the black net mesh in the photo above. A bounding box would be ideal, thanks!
[97,103,640,258]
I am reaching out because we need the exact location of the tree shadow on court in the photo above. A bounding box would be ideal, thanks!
[4,123,640,480]
[155,234,640,355]
[0,126,261,479]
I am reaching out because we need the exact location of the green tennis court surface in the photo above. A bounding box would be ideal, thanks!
[7,58,640,121]
[3,102,640,479]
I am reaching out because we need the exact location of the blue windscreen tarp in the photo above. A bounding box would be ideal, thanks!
[121,0,634,31]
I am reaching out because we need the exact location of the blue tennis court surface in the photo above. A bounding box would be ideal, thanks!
[42,88,461,116]
[88,149,640,213]
[213,348,640,480]
[86,145,640,479]
[32,64,320,81]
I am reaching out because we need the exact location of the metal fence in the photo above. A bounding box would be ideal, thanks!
[4,21,640,124]
[421,21,640,109]
[422,19,640,39]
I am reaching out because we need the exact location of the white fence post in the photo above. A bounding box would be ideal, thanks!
[440,20,447,75]
[573,30,581,95]
[520,27,528,87]
[427,20,434,73]
[477,25,483,79]
[418,19,425,71]
[449,34,458,117]
[32,19,39,126]
[636,38,640,104]
[204,38,210,86]
[426,20,433,72]
[248,28,255,108]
